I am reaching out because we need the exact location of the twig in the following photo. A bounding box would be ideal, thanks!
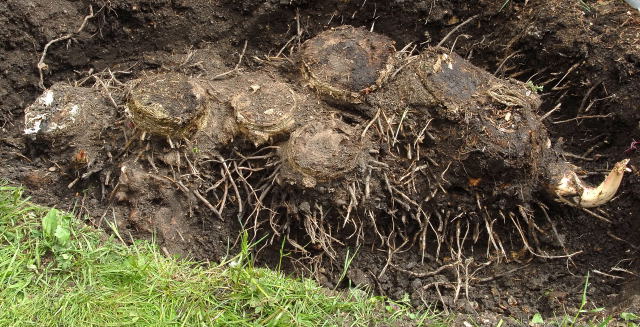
[217,155,244,223]
[577,79,603,115]
[494,50,522,76]
[391,260,462,278]
[539,102,562,121]
[508,210,583,259]
[449,34,470,54]
[607,231,639,250]
[37,5,102,89]
[562,151,597,161]
[361,109,381,139]
[536,201,570,256]
[552,113,612,124]
[551,62,581,91]
[211,40,248,80]
[610,267,639,277]
[592,269,623,279]
[275,35,296,58]
[436,15,478,47]
[554,196,612,223]
[378,234,409,278]
[193,189,224,221]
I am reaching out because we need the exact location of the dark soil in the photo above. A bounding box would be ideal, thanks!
[1,0,639,324]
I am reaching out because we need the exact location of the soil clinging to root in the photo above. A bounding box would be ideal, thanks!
[1,0,640,323]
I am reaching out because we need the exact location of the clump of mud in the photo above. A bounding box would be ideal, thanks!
[23,83,116,185]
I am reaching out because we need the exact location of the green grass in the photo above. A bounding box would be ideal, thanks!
[0,183,449,327]
[525,274,639,327]
[3,182,634,327]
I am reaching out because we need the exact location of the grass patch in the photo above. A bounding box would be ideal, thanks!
[0,183,448,326]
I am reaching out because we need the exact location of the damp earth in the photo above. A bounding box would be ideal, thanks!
[2,0,640,324]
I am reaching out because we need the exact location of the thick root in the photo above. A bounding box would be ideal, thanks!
[300,25,396,104]
[231,75,297,146]
[280,119,364,188]
[126,72,210,138]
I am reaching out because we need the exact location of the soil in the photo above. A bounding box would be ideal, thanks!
[2,0,640,324]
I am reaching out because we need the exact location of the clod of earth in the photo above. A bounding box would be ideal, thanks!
[23,25,630,269]
[23,83,115,176]
[359,44,630,210]
[24,84,111,142]
[299,27,629,212]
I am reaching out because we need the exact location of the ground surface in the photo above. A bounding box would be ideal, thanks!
[1,0,639,324]
[0,184,438,327]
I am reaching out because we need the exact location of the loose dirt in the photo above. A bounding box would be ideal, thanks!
[1,0,639,324]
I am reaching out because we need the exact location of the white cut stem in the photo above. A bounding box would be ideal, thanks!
[577,159,629,208]
[555,159,630,208]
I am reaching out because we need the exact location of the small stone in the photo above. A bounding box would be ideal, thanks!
[410,279,422,291]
